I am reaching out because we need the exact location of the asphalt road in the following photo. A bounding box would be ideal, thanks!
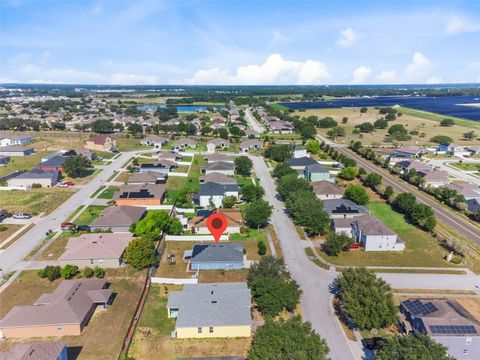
[0,151,140,275]
[336,147,480,245]
[251,156,359,360]
[426,158,480,186]
[245,108,265,133]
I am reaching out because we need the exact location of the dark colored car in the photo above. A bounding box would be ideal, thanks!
[361,337,383,350]
[75,225,91,232]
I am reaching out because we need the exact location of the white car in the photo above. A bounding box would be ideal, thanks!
[57,182,68,188]
[12,213,32,219]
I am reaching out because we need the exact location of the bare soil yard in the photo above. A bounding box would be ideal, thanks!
[0,188,76,215]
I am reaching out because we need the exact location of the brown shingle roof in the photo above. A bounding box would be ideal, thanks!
[0,341,66,360]
[90,205,146,228]
[311,181,343,196]
[353,215,396,236]
[59,233,133,261]
[200,172,236,185]
[188,209,243,228]
[128,171,166,184]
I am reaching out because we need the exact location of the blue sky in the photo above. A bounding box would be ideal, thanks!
[1,0,480,85]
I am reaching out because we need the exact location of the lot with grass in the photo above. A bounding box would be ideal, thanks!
[450,162,480,171]
[129,284,250,360]
[98,186,119,200]
[113,171,130,183]
[318,202,455,268]
[0,189,75,215]
[0,224,21,243]
[36,234,70,260]
[75,205,107,225]
[298,107,480,146]
[165,155,205,204]
[0,151,49,177]
[116,138,150,152]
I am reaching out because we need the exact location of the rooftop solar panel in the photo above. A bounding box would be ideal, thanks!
[429,325,478,336]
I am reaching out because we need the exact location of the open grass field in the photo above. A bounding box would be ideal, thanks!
[97,186,119,199]
[450,162,480,171]
[318,202,455,268]
[129,284,250,360]
[0,151,49,177]
[74,205,107,225]
[0,188,75,215]
[116,138,150,152]
[297,107,480,146]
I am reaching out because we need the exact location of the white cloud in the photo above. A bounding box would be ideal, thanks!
[405,52,431,81]
[445,16,480,35]
[350,66,371,84]
[376,70,397,83]
[337,28,358,47]
[426,76,443,84]
[184,54,331,85]
[110,73,162,85]
[269,30,288,48]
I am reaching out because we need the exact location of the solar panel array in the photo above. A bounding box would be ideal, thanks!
[403,300,439,316]
[429,325,478,336]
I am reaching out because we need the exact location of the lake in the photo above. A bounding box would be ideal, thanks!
[281,95,480,121]
[137,104,225,112]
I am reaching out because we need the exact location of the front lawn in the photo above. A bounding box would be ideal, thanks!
[317,202,454,268]
[98,186,119,200]
[75,205,107,225]
[450,162,480,171]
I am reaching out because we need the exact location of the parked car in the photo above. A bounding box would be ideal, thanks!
[361,337,383,350]
[12,213,32,219]
[63,181,75,186]
[75,225,91,232]
[57,182,68,188]
[61,222,76,230]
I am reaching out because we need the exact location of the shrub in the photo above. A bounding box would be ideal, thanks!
[31,183,42,189]
[430,135,453,144]
[0,224,7,232]
[257,241,267,256]
[83,267,95,278]
[61,264,79,279]
[38,265,61,282]
[94,267,106,278]
[344,185,369,205]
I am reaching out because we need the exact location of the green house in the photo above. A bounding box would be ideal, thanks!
[304,163,332,183]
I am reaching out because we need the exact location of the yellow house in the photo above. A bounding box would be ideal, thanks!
[167,283,251,339]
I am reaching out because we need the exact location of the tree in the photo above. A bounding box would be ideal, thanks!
[360,107,368,113]
[242,200,272,228]
[383,185,394,200]
[124,237,158,270]
[234,156,253,176]
[217,128,229,139]
[61,265,79,279]
[364,173,382,188]
[240,184,265,202]
[430,135,453,144]
[463,130,477,140]
[37,265,61,282]
[344,185,369,205]
[92,119,115,133]
[338,166,357,180]
[440,118,454,127]
[285,190,331,236]
[410,203,436,231]
[277,174,312,199]
[128,123,143,136]
[392,193,417,213]
[222,195,237,208]
[325,232,354,256]
[305,139,320,154]
[342,117,349,124]
[273,163,296,178]
[248,317,330,360]
[336,267,398,330]
[374,119,388,129]
[257,241,267,256]
[131,211,181,238]
[248,256,287,282]
[301,123,317,140]
[63,155,91,178]
[318,117,337,128]
[388,124,407,135]
[355,122,374,133]
[327,126,346,138]
[377,334,453,360]
[264,144,293,162]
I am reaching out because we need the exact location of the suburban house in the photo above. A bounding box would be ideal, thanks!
[211,117,227,126]
[417,169,451,188]
[206,138,230,152]
[345,215,405,251]
[437,143,469,156]
[128,171,167,185]
[323,199,369,219]
[400,298,480,360]
[140,135,168,148]
[200,172,236,185]
[311,180,343,200]
[394,160,432,174]
[59,233,133,268]
[467,198,480,217]
[187,208,243,234]
[167,283,252,339]
[203,161,235,176]
[388,146,425,164]
[467,146,480,156]
[304,163,332,182]
[173,138,198,150]
[0,279,112,338]
[65,147,95,160]
[204,153,235,163]
[0,134,34,147]
[7,169,59,188]
[286,156,317,170]
[157,151,181,162]
[90,205,146,232]
[37,156,69,172]
[196,182,239,208]
[0,341,67,360]
[85,135,116,152]
[0,145,34,156]
[189,243,245,270]
[239,139,263,153]
[293,145,307,158]
[139,160,178,174]
[0,155,10,166]
[442,182,480,200]
[267,119,293,134]
[113,184,166,206]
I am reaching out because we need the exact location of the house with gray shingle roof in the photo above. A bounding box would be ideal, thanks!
[167,283,251,339]
[352,215,404,251]
[190,243,244,270]
[173,138,198,150]
[7,169,59,188]
[0,341,67,360]
[203,161,235,176]
[90,206,146,232]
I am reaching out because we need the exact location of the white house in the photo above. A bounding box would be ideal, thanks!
[293,146,307,158]
[0,134,34,147]
[203,161,235,176]
[197,182,239,208]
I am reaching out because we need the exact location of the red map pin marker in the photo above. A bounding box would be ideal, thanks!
[206,212,228,246]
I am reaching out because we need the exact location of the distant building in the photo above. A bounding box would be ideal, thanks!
[239,139,263,153]
[190,242,245,270]
[141,135,168,149]
[0,155,10,166]
[167,283,251,339]
[401,298,480,360]
[351,215,404,251]
[286,156,318,170]
[0,279,112,338]
[199,172,236,186]
[7,169,58,188]
[206,138,230,153]
[85,135,116,152]
[437,143,469,156]
[173,138,198,150]
[293,146,307,158]
[127,171,167,185]
[0,134,34,147]
[37,156,69,172]
[204,153,234,164]
[417,169,450,188]
[0,341,67,360]
[0,145,34,157]
[388,146,425,164]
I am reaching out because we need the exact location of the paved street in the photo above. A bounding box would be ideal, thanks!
[425,158,480,186]
[336,147,480,244]
[245,107,265,133]
[0,151,142,276]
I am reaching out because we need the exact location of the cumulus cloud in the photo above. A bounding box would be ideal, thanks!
[445,16,480,35]
[405,52,431,81]
[184,54,331,85]
[350,66,371,84]
[376,70,397,83]
[337,28,358,47]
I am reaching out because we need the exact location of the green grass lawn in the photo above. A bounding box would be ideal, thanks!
[450,162,480,171]
[94,150,116,159]
[0,189,75,215]
[75,205,107,225]
[116,138,150,152]
[98,186,119,199]
[90,185,106,198]
[180,155,193,162]
[0,151,50,177]
[236,176,253,187]
[318,202,454,268]
[137,285,176,335]
[398,107,480,129]
[185,155,205,192]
